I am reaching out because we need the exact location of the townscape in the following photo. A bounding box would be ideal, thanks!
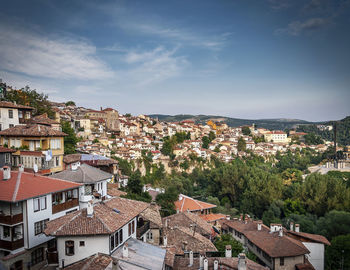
[0,82,349,270]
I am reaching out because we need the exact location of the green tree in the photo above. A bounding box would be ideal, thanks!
[61,121,78,154]
[316,210,350,240]
[237,137,246,152]
[127,170,143,195]
[202,136,210,149]
[325,234,350,270]
[209,131,216,141]
[65,101,76,106]
[214,234,243,257]
[242,126,251,136]
[156,185,179,217]
[6,87,55,118]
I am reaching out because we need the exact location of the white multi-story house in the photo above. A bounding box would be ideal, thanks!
[51,162,112,209]
[44,197,149,268]
[0,101,33,131]
[0,166,81,270]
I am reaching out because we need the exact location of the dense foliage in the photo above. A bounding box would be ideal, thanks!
[61,121,78,154]
[5,87,55,118]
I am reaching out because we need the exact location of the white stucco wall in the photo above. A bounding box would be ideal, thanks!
[303,242,324,270]
[26,194,79,249]
[0,107,19,130]
[57,235,109,268]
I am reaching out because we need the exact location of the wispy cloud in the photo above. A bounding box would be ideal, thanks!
[275,17,330,35]
[121,46,189,86]
[268,0,293,10]
[0,23,113,80]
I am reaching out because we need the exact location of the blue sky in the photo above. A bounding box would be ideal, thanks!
[0,0,349,121]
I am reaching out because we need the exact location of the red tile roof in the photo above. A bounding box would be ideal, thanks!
[0,101,33,110]
[200,213,227,222]
[174,194,216,212]
[287,230,330,246]
[0,147,16,153]
[0,124,67,137]
[0,170,82,202]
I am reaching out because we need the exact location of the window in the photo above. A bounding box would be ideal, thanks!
[147,231,153,240]
[65,241,74,256]
[110,235,115,250]
[9,124,14,128]
[40,197,47,210]
[34,219,48,235]
[128,222,132,236]
[3,226,10,238]
[34,196,46,212]
[18,111,23,119]
[55,156,60,167]
[5,153,10,164]
[66,190,73,200]
[52,192,63,204]
[280,257,284,266]
[50,139,61,150]
[9,110,13,119]
[31,248,44,265]
[34,198,40,212]
[119,228,123,244]
[10,260,23,270]
[79,241,85,247]
[0,124,2,131]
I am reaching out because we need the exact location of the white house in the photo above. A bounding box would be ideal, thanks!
[0,166,81,270]
[44,197,149,268]
[0,101,33,131]
[51,162,112,209]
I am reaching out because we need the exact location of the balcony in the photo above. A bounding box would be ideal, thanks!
[0,213,23,225]
[0,238,24,251]
[52,198,79,214]
[137,221,150,238]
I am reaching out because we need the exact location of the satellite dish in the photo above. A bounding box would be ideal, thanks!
[33,164,38,173]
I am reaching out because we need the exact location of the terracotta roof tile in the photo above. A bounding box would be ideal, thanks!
[0,124,66,137]
[64,253,113,270]
[200,213,227,222]
[0,101,33,110]
[174,194,216,212]
[287,230,331,246]
[0,170,82,202]
[0,146,16,153]
[45,197,149,236]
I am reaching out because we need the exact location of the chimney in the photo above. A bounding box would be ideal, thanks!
[290,222,294,231]
[182,241,188,251]
[122,243,128,258]
[225,245,232,258]
[257,220,262,231]
[3,166,11,180]
[226,215,230,220]
[189,251,193,266]
[87,201,94,217]
[279,229,283,237]
[163,235,167,247]
[204,258,209,270]
[239,213,243,221]
[19,164,24,172]
[199,255,204,268]
[244,215,248,224]
[238,253,246,270]
[295,224,300,233]
[38,125,41,132]
[214,260,219,270]
[165,219,168,228]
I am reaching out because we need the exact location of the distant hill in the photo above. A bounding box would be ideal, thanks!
[297,116,350,146]
[149,114,321,130]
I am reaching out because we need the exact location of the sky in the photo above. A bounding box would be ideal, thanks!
[0,0,349,122]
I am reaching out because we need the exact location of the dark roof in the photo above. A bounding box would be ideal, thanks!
[287,230,331,246]
[0,101,33,110]
[0,147,16,153]
[173,256,266,270]
[64,253,113,270]
[0,124,66,137]
[45,197,149,236]
[28,113,60,125]
[51,163,112,184]
[0,170,82,202]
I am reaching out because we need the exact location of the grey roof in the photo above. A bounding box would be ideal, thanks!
[112,238,166,270]
[52,163,112,184]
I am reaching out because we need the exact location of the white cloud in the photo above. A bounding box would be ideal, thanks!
[275,17,330,35]
[121,46,189,86]
[0,24,113,80]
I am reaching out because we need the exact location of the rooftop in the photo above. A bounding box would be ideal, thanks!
[174,194,216,212]
[0,124,67,137]
[0,101,33,110]
[0,169,81,202]
[64,253,113,270]
[51,163,112,184]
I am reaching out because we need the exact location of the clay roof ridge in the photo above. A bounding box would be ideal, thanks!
[54,211,82,235]
[80,253,97,270]
[180,197,186,212]
[11,171,23,202]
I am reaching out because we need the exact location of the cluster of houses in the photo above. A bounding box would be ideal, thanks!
[0,95,336,270]
[40,102,334,175]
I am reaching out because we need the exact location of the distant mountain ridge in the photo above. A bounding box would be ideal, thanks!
[149,114,323,130]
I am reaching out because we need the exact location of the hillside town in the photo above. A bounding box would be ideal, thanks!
[0,81,348,270]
